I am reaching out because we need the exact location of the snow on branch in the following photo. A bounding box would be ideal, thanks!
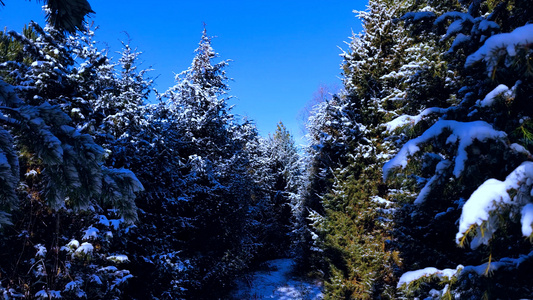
[398,251,533,290]
[385,107,447,133]
[397,265,461,288]
[414,160,451,205]
[383,120,507,180]
[465,24,533,71]
[477,83,516,107]
[456,162,533,248]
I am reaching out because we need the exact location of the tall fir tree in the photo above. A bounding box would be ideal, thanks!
[304,0,460,298]
[0,22,144,299]
[385,1,533,298]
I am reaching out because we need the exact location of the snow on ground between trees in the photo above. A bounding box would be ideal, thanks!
[231,259,323,300]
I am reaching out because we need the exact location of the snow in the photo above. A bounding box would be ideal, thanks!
[449,33,470,52]
[67,239,79,249]
[370,195,393,207]
[510,143,531,156]
[82,226,99,240]
[462,251,533,276]
[75,242,94,255]
[385,107,447,132]
[414,160,451,204]
[446,19,463,37]
[397,265,461,288]
[107,254,129,263]
[465,24,533,69]
[383,120,507,180]
[35,290,48,298]
[231,259,323,299]
[401,11,436,22]
[478,19,499,32]
[399,252,533,290]
[456,162,533,246]
[35,290,61,299]
[91,274,103,285]
[98,215,123,230]
[477,84,513,107]
[25,170,38,177]
[521,203,533,237]
[35,244,47,258]
[99,266,118,272]
[31,61,46,68]
[434,11,473,26]
[64,280,81,291]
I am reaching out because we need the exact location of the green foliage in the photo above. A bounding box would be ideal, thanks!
[320,164,398,299]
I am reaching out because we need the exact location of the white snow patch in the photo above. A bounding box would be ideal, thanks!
[510,143,531,156]
[415,160,451,205]
[456,162,533,246]
[521,203,533,237]
[35,244,47,258]
[35,290,61,299]
[401,11,436,22]
[65,280,82,291]
[397,265,461,288]
[478,19,499,32]
[384,120,507,180]
[91,274,103,285]
[67,239,79,249]
[75,242,94,255]
[107,254,129,263]
[82,226,99,240]
[98,215,123,230]
[370,196,393,207]
[399,252,533,290]
[385,107,447,133]
[231,259,323,299]
[466,24,533,70]
[25,170,38,177]
[449,33,470,52]
[478,84,513,107]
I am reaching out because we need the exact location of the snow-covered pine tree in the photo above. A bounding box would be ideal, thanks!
[163,28,258,297]
[250,122,304,260]
[0,23,143,298]
[112,27,261,299]
[304,0,462,298]
[303,1,416,297]
[382,0,533,298]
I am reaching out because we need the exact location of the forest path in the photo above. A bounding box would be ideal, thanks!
[231,258,323,299]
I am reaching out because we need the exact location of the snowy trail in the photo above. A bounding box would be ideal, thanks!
[231,258,323,299]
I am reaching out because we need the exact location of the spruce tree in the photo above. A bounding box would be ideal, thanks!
[305,0,459,298]
[252,122,304,259]
[379,0,533,298]
[112,28,262,299]
[0,23,144,298]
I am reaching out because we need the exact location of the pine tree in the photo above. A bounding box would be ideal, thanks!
[164,28,257,297]
[0,23,144,298]
[304,0,461,298]
[110,27,262,299]
[379,0,533,298]
[0,0,94,33]
[251,122,304,259]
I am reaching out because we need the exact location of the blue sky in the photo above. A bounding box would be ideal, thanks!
[1,1,364,142]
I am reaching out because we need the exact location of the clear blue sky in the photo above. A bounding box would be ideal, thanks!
[0,1,365,143]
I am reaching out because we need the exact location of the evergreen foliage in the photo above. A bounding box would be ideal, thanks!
[304,0,533,299]
[0,22,144,298]
[0,0,94,33]
[4,1,533,299]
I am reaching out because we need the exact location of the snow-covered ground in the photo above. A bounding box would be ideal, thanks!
[231,258,323,300]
